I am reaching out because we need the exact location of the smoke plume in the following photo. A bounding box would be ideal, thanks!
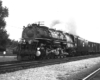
[50,19,77,35]
[66,19,77,35]
[50,20,60,28]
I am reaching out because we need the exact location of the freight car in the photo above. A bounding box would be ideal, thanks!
[13,23,100,60]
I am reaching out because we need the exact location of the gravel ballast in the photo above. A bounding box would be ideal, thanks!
[0,56,100,80]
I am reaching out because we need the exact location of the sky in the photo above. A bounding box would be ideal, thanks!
[2,0,100,43]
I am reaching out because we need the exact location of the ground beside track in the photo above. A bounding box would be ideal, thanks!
[0,56,17,62]
[0,55,100,80]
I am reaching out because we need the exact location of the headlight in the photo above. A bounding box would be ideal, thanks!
[37,48,40,50]
[3,51,6,55]
[36,51,41,56]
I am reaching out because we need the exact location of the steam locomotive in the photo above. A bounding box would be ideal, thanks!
[13,23,100,60]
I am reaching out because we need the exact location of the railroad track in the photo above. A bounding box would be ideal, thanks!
[0,54,100,74]
[0,60,40,74]
[0,58,68,74]
[82,67,100,80]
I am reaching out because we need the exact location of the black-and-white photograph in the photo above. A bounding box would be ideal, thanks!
[0,0,100,80]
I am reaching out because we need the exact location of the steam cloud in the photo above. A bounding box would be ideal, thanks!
[67,19,77,35]
[50,20,61,28]
[50,19,77,35]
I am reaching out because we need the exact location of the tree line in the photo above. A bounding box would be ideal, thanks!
[0,0,18,52]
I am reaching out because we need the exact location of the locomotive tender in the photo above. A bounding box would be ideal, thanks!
[13,23,100,60]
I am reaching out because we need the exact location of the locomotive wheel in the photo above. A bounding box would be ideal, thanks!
[35,56,40,60]
[57,56,60,59]
[61,55,63,58]
[54,56,58,59]
[29,55,35,60]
